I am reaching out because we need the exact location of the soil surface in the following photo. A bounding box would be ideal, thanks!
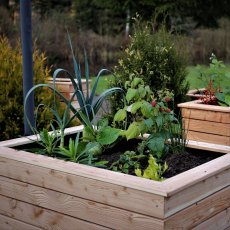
[100,138,224,178]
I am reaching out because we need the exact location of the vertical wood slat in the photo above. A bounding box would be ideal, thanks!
[0,195,110,230]
[0,213,43,230]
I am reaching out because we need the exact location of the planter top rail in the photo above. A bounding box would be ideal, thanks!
[0,125,84,148]
[178,100,230,113]
[0,125,229,198]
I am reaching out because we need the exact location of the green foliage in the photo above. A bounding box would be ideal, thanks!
[216,92,230,107]
[110,18,189,114]
[196,54,230,106]
[0,36,55,141]
[37,128,58,156]
[135,155,168,181]
[26,34,124,127]
[82,117,121,156]
[110,150,145,174]
[197,54,230,92]
[58,132,99,164]
[113,77,184,160]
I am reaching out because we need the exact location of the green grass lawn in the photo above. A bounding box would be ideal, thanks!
[90,75,114,95]
[90,66,230,94]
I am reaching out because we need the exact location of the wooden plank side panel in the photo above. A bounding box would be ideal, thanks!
[193,207,230,230]
[184,118,230,136]
[0,195,110,230]
[0,176,163,230]
[0,213,42,230]
[164,167,230,218]
[164,187,230,229]
[181,107,230,123]
[0,149,165,219]
[186,130,230,146]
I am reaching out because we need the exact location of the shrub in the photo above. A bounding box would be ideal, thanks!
[0,36,54,140]
[110,19,189,113]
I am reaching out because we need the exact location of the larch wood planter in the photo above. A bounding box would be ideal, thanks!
[47,77,91,110]
[0,126,230,230]
[178,100,230,146]
[186,88,206,100]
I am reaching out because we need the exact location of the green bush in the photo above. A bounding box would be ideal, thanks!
[110,20,189,113]
[0,36,55,141]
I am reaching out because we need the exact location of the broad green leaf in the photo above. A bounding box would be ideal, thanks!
[144,118,153,129]
[138,86,146,98]
[126,88,137,103]
[83,126,95,142]
[86,142,102,155]
[135,168,142,177]
[97,126,121,145]
[130,101,143,114]
[125,122,141,140]
[132,77,142,87]
[114,109,127,122]
[156,114,163,128]
[141,101,152,117]
[147,134,165,158]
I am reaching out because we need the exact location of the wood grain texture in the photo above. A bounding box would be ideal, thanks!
[0,126,84,147]
[181,107,230,123]
[0,147,166,218]
[193,207,230,230]
[0,176,163,230]
[0,195,110,230]
[178,100,230,113]
[0,213,42,230]
[186,140,230,154]
[186,130,230,145]
[165,187,230,229]
[184,118,230,136]
[165,168,230,217]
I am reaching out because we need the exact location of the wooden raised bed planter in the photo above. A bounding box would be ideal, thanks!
[0,126,230,230]
[178,100,230,146]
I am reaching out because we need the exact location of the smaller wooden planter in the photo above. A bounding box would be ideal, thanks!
[186,88,205,100]
[178,100,230,146]
[47,77,91,109]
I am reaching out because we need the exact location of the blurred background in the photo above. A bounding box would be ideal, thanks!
[1,0,230,75]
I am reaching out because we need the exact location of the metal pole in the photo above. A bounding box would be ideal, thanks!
[20,0,35,135]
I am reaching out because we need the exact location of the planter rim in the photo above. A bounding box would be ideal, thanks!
[0,126,229,197]
[47,77,90,83]
[178,100,230,112]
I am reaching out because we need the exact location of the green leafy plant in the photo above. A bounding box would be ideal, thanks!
[135,155,168,181]
[82,117,122,156]
[110,17,189,114]
[25,34,124,131]
[216,92,230,107]
[197,54,230,106]
[110,151,145,174]
[58,132,99,165]
[113,77,181,160]
[37,128,58,156]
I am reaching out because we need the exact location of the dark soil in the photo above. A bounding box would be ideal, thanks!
[100,138,224,179]
[163,149,223,178]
